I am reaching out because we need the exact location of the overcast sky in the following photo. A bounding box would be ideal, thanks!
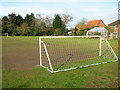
[0,0,119,28]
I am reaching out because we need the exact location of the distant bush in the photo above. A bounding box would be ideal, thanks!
[94,32,101,35]
[76,29,87,36]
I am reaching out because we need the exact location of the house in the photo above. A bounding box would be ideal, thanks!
[76,24,86,30]
[76,19,106,30]
[108,19,120,38]
[86,27,108,38]
[86,19,106,29]
[75,19,107,36]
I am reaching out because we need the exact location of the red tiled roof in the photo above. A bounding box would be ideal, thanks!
[86,19,106,29]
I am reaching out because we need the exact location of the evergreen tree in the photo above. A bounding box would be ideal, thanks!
[8,13,17,35]
[2,16,9,33]
[24,13,36,35]
[24,14,30,26]
[52,14,67,35]
[53,14,63,29]
[24,13,35,26]
[15,14,23,26]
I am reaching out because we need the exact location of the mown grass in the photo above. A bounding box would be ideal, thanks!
[52,56,114,71]
[2,36,118,88]
[2,62,118,88]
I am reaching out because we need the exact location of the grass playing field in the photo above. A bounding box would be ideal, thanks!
[2,36,118,88]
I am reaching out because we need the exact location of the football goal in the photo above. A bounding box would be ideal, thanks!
[0,33,8,37]
[39,36,118,73]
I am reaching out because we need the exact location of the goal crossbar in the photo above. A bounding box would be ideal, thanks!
[39,36,101,39]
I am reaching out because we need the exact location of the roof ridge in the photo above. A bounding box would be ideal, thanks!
[89,19,102,21]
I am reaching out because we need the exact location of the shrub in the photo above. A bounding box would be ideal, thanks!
[94,32,101,35]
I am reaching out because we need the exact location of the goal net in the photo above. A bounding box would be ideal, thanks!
[39,36,118,73]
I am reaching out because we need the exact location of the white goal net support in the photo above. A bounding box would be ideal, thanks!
[39,36,118,73]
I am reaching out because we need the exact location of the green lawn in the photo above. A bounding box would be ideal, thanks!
[2,36,118,88]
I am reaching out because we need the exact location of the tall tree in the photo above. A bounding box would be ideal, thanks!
[36,14,45,25]
[8,13,17,25]
[8,13,17,35]
[62,13,73,26]
[24,13,35,35]
[45,15,53,27]
[24,13,35,26]
[2,16,9,33]
[24,14,30,25]
[15,14,23,26]
[53,14,63,29]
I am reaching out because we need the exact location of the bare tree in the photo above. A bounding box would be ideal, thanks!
[45,15,53,27]
[77,18,87,25]
[62,13,73,25]
[35,14,45,25]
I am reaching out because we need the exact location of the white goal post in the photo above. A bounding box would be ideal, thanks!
[39,36,118,73]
